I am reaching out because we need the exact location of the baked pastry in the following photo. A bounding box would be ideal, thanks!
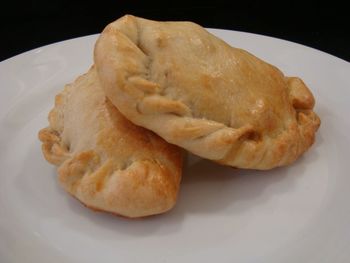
[94,15,320,170]
[38,67,182,218]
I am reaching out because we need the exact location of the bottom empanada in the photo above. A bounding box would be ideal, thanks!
[38,66,182,218]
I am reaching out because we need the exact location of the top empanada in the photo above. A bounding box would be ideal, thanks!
[95,15,320,170]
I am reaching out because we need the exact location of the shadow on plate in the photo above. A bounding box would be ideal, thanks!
[16,136,321,239]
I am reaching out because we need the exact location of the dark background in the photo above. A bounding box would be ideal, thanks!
[1,0,349,62]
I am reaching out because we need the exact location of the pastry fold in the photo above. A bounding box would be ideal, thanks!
[39,67,182,218]
[95,15,320,169]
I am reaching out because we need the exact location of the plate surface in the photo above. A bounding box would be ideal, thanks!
[1,29,350,263]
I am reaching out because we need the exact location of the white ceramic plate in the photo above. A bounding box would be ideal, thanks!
[1,29,349,263]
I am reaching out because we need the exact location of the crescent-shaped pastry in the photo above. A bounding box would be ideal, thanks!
[94,15,320,170]
[38,67,182,218]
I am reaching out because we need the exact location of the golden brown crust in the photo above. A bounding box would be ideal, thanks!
[94,15,320,170]
[38,67,182,218]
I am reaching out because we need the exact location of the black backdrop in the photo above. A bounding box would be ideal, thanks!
[1,0,349,62]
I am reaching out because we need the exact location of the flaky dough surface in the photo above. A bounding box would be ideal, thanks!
[95,15,320,169]
[38,67,182,218]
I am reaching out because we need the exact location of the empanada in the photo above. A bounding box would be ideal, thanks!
[94,15,320,170]
[38,67,182,218]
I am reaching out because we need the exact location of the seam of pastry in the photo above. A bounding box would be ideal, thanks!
[39,67,182,217]
[94,15,320,169]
